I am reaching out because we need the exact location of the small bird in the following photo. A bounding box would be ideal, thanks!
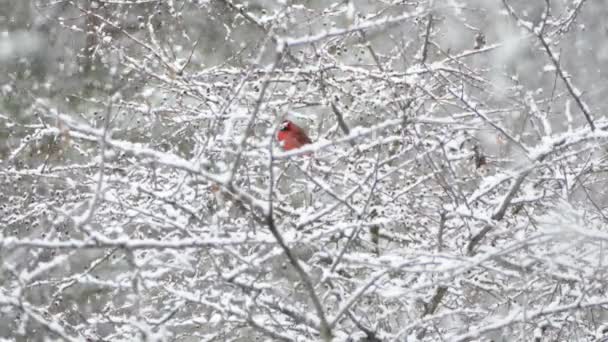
[277,120,312,151]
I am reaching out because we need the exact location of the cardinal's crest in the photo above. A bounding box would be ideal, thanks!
[279,121,290,131]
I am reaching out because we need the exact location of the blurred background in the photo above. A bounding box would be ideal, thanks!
[2,0,608,341]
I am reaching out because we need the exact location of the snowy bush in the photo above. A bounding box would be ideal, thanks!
[2,0,608,341]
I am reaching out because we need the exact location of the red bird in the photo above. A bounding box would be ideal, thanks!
[277,120,312,151]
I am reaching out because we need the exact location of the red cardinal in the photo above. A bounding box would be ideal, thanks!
[277,120,312,151]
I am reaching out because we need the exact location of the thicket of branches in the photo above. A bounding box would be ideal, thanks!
[2,0,608,341]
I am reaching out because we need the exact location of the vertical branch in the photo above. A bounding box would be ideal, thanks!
[73,102,112,231]
[263,46,332,340]
[82,0,100,75]
[420,14,433,64]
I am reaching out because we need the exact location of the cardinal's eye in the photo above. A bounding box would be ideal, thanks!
[279,122,289,131]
